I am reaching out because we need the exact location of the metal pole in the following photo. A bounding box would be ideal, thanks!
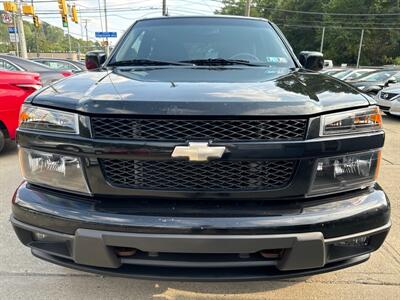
[79,9,83,58]
[84,19,89,50]
[15,0,27,58]
[162,0,167,16]
[77,42,80,60]
[13,12,19,56]
[103,0,109,55]
[67,25,72,58]
[320,26,325,53]
[97,0,104,44]
[66,1,72,59]
[356,29,364,68]
[245,0,251,17]
[79,10,83,41]
[31,0,39,57]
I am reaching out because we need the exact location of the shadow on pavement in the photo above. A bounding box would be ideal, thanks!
[1,140,17,157]
[66,274,308,299]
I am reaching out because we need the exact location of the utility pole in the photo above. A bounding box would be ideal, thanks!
[31,0,39,57]
[67,25,72,58]
[103,0,109,55]
[320,26,325,53]
[77,42,80,60]
[15,0,28,58]
[356,29,364,68]
[66,0,72,59]
[12,11,19,57]
[83,19,89,51]
[162,0,167,16]
[244,0,251,17]
[97,0,104,45]
[79,9,83,59]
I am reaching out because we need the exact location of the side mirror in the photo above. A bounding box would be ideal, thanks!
[85,50,107,71]
[299,51,324,71]
[385,76,397,86]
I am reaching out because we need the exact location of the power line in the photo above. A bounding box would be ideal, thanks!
[256,4,400,16]
[275,23,400,30]
[269,18,400,27]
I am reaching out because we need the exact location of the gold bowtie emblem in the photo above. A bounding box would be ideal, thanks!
[172,142,226,162]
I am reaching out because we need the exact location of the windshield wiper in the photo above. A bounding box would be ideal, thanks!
[108,59,192,67]
[180,58,268,66]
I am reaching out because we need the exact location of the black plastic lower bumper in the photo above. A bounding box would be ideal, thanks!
[32,249,371,281]
[11,183,391,280]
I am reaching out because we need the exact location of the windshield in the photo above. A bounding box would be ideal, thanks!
[345,70,372,80]
[333,70,352,79]
[111,18,295,68]
[357,70,398,82]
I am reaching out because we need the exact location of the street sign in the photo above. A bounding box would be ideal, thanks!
[8,27,18,34]
[95,32,117,38]
[7,26,18,42]
[9,32,19,43]
[1,12,13,25]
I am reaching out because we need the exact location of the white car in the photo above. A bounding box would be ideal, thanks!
[376,84,400,116]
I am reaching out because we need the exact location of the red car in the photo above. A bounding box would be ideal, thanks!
[0,70,41,152]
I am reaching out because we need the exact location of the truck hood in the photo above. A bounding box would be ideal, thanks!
[31,67,370,116]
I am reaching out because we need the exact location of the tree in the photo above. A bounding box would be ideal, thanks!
[217,0,400,66]
[0,18,100,54]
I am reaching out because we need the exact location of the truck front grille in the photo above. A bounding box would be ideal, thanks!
[100,159,296,191]
[91,118,307,141]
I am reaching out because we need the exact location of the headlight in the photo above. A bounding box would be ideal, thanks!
[19,148,90,194]
[309,150,381,195]
[19,104,79,134]
[321,106,382,136]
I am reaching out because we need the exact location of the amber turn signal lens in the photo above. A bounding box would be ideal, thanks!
[321,106,383,136]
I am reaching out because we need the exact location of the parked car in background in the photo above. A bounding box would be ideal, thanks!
[376,83,400,117]
[0,70,41,152]
[323,60,333,68]
[348,69,400,95]
[32,58,86,73]
[320,68,344,76]
[0,55,72,86]
[333,68,375,82]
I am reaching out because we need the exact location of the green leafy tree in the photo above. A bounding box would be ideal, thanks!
[0,15,100,54]
[218,0,400,66]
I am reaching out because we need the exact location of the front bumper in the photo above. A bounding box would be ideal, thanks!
[376,97,393,111]
[11,183,391,281]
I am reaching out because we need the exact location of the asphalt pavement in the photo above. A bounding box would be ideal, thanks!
[0,115,399,300]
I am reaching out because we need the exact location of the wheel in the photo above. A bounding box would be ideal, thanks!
[0,130,5,153]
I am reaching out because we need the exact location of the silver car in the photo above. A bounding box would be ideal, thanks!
[376,84,400,116]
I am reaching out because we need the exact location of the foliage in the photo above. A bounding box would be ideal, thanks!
[0,18,100,54]
[218,0,400,66]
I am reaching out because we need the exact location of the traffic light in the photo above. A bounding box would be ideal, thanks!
[71,5,78,23]
[58,0,67,16]
[3,1,17,13]
[62,14,68,28]
[33,15,40,28]
[22,4,35,16]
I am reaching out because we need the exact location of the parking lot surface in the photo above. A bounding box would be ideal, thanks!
[0,116,399,300]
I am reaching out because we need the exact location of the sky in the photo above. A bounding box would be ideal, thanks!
[29,0,224,46]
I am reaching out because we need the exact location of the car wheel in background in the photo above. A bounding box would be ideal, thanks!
[0,130,5,153]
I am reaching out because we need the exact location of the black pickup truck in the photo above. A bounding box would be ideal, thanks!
[12,16,390,281]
